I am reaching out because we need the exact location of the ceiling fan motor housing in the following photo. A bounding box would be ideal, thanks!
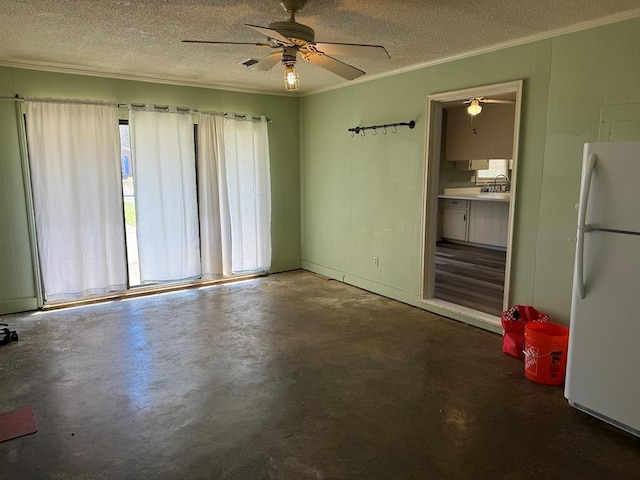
[282,47,297,65]
[269,21,315,45]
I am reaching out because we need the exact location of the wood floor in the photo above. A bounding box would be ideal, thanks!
[434,241,506,316]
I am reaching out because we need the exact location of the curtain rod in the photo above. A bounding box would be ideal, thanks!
[24,97,117,107]
[118,103,272,123]
[11,96,272,123]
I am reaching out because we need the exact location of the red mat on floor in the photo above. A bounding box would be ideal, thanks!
[0,407,38,443]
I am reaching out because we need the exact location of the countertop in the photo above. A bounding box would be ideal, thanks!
[438,192,511,203]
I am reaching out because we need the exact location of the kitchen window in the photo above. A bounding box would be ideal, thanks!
[476,159,510,183]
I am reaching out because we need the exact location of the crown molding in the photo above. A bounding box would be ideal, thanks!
[303,8,640,97]
[0,60,298,98]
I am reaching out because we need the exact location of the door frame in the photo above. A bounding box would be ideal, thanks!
[420,80,523,331]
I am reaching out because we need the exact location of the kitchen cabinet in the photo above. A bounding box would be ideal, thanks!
[455,159,490,171]
[468,200,509,247]
[444,104,515,161]
[440,199,469,241]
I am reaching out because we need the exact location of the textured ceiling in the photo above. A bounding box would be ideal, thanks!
[1,0,640,94]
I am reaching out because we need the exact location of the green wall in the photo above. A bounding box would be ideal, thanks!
[0,68,301,314]
[300,17,640,327]
[534,19,640,323]
[0,96,37,313]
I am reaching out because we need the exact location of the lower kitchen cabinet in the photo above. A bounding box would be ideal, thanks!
[468,201,509,248]
[441,199,469,241]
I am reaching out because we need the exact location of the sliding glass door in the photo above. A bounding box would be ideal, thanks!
[119,123,141,287]
[26,102,272,303]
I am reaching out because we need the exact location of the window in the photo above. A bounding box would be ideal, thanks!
[476,159,510,183]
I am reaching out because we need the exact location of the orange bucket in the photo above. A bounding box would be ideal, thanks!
[523,322,569,385]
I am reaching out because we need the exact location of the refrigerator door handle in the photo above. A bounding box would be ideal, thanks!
[576,152,597,299]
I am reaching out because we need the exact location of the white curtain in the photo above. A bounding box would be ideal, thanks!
[197,114,231,278]
[198,113,271,276]
[129,109,201,284]
[25,102,127,301]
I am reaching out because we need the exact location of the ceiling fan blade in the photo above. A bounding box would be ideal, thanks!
[245,24,294,46]
[310,42,390,59]
[182,40,274,47]
[249,51,283,71]
[302,52,365,80]
[462,97,515,105]
[482,99,515,104]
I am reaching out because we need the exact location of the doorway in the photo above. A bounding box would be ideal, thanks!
[421,80,522,330]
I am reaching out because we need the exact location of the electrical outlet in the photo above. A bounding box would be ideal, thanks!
[373,256,379,267]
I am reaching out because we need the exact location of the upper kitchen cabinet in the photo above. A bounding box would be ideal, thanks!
[444,104,515,161]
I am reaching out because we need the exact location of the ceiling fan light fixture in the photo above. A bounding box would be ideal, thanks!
[467,99,482,116]
[284,63,300,91]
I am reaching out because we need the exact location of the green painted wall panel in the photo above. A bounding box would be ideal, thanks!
[0,101,37,314]
[533,18,640,322]
[602,20,640,105]
[302,73,429,295]
[300,88,354,272]
[506,42,553,307]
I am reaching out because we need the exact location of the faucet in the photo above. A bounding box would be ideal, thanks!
[494,174,510,192]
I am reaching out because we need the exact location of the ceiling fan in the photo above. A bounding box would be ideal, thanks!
[182,0,390,91]
[463,97,515,116]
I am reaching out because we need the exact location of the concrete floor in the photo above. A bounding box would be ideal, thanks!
[0,270,638,479]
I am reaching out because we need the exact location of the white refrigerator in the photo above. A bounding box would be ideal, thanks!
[565,141,640,437]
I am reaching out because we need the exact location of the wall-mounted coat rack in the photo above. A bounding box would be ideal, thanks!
[348,120,415,137]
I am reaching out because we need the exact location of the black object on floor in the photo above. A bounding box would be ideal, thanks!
[0,324,18,346]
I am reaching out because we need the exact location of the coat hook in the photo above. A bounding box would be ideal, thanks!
[383,125,387,135]
[372,127,377,136]
[351,130,355,137]
[392,125,398,134]
[360,129,365,137]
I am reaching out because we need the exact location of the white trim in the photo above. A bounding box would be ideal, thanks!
[420,80,523,322]
[420,298,503,334]
[303,8,640,96]
[428,80,521,104]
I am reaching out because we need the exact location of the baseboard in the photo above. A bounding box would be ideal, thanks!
[0,297,39,315]
[301,261,502,334]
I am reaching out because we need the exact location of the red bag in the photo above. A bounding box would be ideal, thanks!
[501,305,549,360]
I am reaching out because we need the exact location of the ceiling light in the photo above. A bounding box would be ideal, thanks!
[467,99,482,116]
[283,64,300,91]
